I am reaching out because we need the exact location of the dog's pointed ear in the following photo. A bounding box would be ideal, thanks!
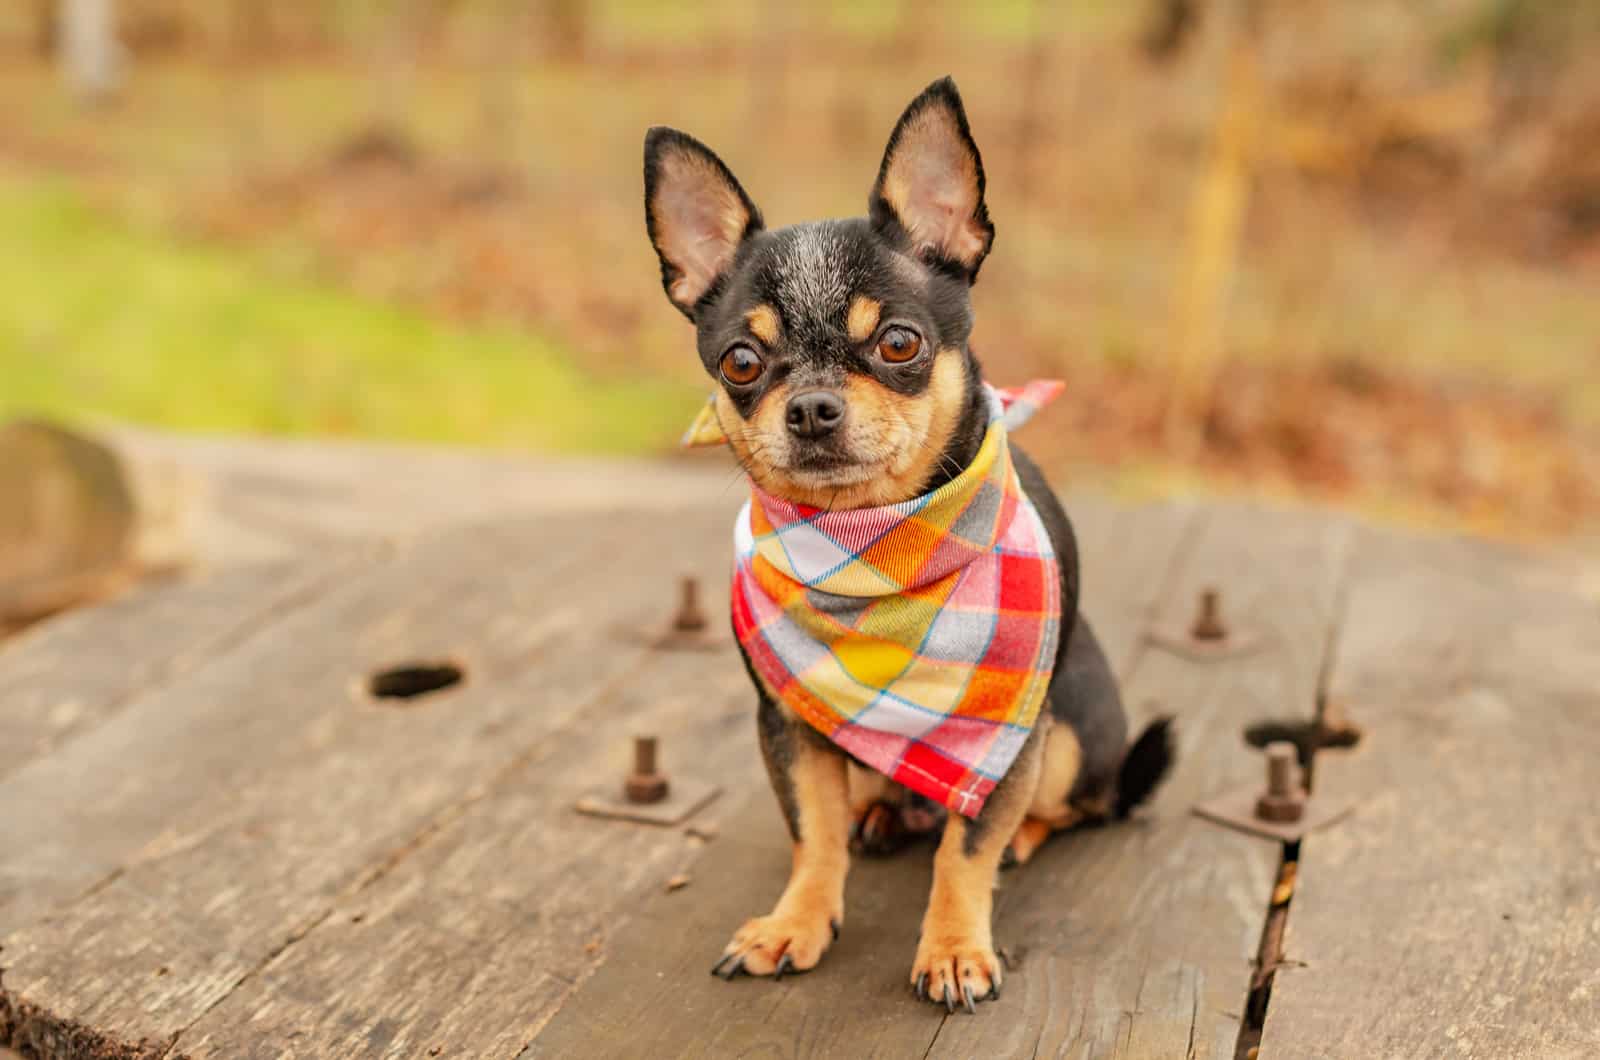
[869,77,994,281]
[644,127,764,319]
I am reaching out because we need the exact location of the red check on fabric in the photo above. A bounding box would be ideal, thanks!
[727,381,1064,817]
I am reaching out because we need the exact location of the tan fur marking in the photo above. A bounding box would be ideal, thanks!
[746,304,781,346]
[846,296,882,344]
[1005,816,1057,866]
[848,761,897,817]
[719,739,849,975]
[911,732,1041,1002]
[1026,720,1084,822]
[719,349,966,509]
[717,385,789,483]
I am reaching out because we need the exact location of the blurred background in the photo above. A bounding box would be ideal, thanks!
[4,0,1599,544]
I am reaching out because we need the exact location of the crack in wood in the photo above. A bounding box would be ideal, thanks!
[1231,530,1353,1060]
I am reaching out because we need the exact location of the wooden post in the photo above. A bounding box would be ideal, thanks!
[1013,0,1055,213]
[32,0,59,57]
[1162,0,1260,453]
[59,0,122,104]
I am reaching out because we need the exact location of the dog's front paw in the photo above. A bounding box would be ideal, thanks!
[910,934,1002,1012]
[710,909,840,980]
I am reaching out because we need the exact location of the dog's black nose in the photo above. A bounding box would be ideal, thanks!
[785,391,845,439]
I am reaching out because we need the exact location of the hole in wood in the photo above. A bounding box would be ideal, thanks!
[368,662,463,702]
[1243,718,1362,767]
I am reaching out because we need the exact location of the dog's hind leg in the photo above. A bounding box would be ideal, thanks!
[910,724,1044,1010]
[1003,716,1086,867]
[849,762,913,856]
[712,697,851,980]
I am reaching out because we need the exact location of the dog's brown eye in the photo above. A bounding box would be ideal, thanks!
[719,345,764,385]
[877,327,922,364]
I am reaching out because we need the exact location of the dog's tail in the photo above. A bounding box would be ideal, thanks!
[1114,716,1176,818]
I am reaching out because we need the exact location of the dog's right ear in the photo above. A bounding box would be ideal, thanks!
[644,128,764,320]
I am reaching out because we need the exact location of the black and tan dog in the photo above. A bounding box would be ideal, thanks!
[643,77,1173,1012]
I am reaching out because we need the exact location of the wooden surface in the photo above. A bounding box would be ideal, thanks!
[1262,529,1600,1058]
[1,433,1595,1059]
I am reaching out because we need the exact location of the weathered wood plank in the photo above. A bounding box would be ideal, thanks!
[523,499,1201,1059]
[177,645,760,1059]
[0,503,738,1055]
[0,553,364,784]
[106,427,743,565]
[1263,530,1600,1058]
[926,503,1353,1059]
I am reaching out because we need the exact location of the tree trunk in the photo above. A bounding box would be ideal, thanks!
[59,0,122,104]
[32,0,58,58]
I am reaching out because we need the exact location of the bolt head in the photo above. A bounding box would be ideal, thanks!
[625,773,670,804]
[1255,791,1305,822]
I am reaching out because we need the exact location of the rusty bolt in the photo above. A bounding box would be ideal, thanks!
[672,576,708,634]
[1191,587,1228,642]
[624,735,671,804]
[1255,741,1305,822]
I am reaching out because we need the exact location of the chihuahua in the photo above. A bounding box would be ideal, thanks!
[643,77,1173,1012]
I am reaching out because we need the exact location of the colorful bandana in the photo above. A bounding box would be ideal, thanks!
[696,380,1064,818]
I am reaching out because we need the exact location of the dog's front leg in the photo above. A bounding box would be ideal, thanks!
[712,696,850,979]
[911,726,1044,1011]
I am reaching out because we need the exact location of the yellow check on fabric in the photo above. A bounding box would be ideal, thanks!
[702,381,1065,817]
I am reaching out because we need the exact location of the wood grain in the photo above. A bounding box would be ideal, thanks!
[178,645,760,1059]
[0,503,738,1055]
[524,500,1202,1059]
[1263,528,1600,1058]
[0,552,365,785]
[105,426,743,566]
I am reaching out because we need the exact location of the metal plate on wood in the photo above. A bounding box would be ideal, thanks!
[575,777,721,826]
[1193,783,1357,843]
[1145,625,1265,661]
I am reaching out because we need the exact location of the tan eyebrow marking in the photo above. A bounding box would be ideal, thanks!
[745,304,781,345]
[846,296,882,344]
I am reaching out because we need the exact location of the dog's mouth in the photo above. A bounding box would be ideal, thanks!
[777,442,882,485]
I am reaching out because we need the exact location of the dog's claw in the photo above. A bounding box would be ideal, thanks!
[774,953,793,981]
[962,984,977,1014]
[943,984,956,1013]
[914,972,928,1000]
[714,954,746,980]
[830,918,841,941]
[988,981,1001,1001]
[710,954,733,977]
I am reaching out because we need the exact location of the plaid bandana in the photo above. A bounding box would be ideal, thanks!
[693,380,1064,818]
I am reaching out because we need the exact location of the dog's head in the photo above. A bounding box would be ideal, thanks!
[644,77,995,509]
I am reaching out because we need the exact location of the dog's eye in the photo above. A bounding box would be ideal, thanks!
[876,326,922,364]
[719,345,764,386]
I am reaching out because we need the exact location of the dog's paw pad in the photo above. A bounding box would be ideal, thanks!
[910,939,1002,1012]
[711,911,838,980]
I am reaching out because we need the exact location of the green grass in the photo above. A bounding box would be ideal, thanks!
[0,178,702,452]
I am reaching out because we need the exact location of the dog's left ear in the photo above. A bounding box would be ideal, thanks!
[869,77,995,282]
[644,127,764,320]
